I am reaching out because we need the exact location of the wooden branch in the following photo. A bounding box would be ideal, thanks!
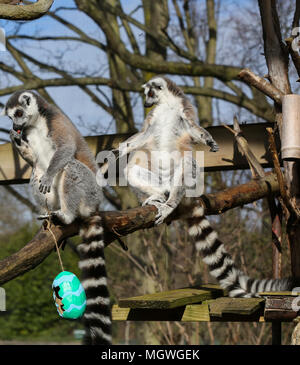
[285,1,300,79]
[0,173,280,286]
[0,0,53,20]
[222,117,265,179]
[223,117,282,279]
[292,0,300,29]
[258,0,291,96]
[285,37,300,80]
[258,0,300,284]
[238,68,284,105]
[267,127,300,220]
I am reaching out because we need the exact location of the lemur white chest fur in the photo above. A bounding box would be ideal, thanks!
[25,117,59,210]
[151,95,184,151]
[26,117,55,172]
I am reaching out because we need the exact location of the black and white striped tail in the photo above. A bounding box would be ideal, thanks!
[78,215,111,345]
[188,207,297,297]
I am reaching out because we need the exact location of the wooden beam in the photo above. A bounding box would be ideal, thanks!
[0,123,280,185]
[118,285,225,309]
[112,295,265,322]
[112,302,265,322]
[113,288,300,323]
[264,296,300,321]
[208,297,264,317]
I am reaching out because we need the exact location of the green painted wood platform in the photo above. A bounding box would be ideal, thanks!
[112,285,300,323]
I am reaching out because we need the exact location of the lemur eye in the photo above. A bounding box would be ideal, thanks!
[148,90,154,98]
[14,109,23,118]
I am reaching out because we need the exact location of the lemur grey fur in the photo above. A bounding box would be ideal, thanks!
[2,90,111,345]
[117,76,300,297]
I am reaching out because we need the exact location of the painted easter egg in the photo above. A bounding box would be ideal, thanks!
[52,271,86,319]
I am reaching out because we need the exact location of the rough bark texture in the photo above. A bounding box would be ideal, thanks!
[258,0,300,283]
[257,0,300,344]
[0,173,279,286]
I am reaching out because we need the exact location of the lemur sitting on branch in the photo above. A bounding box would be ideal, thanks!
[115,75,299,297]
[2,90,111,345]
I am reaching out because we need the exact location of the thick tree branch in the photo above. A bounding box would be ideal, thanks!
[0,173,279,286]
[238,68,284,105]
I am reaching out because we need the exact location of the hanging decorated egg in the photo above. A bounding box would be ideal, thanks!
[52,271,86,319]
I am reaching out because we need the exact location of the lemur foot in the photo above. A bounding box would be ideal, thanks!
[208,140,219,152]
[37,210,73,225]
[142,195,166,207]
[37,212,62,225]
[153,203,174,225]
[142,195,174,225]
[37,214,51,220]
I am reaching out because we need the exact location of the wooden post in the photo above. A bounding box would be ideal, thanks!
[282,95,300,161]
[272,322,282,345]
[269,201,282,279]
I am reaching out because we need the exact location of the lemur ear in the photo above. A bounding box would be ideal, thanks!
[21,94,31,107]
[142,83,147,89]
[0,108,5,116]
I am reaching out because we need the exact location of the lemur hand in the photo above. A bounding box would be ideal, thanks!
[208,140,219,152]
[39,174,53,194]
[10,129,22,146]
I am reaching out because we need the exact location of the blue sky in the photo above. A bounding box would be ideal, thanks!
[0,0,296,140]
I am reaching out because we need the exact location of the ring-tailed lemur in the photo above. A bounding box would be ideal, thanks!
[116,76,299,297]
[2,90,111,344]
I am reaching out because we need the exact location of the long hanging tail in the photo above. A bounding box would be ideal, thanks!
[77,215,111,345]
[188,206,297,297]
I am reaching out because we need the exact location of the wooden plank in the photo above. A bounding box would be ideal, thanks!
[209,297,265,318]
[259,291,300,297]
[112,302,210,322]
[181,302,211,322]
[264,296,300,321]
[0,122,280,185]
[112,304,186,321]
[118,285,224,309]
[112,302,266,322]
[112,305,131,321]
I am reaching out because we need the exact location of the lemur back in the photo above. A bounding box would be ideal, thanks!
[118,76,300,297]
[3,90,111,344]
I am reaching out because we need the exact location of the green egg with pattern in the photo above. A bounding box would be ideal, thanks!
[52,271,86,319]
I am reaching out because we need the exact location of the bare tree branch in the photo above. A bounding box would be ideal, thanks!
[238,68,284,105]
[0,172,279,286]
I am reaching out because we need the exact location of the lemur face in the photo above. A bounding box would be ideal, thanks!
[142,77,167,108]
[2,91,39,132]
